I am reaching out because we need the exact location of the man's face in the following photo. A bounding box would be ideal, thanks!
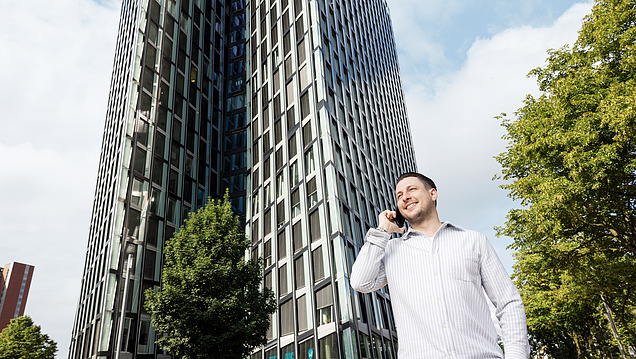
[395,176,437,224]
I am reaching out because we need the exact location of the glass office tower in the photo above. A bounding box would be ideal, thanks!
[246,0,415,358]
[70,0,248,358]
[69,0,415,357]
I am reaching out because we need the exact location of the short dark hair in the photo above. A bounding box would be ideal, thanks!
[396,172,437,191]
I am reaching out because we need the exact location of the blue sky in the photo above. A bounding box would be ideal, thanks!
[388,0,586,84]
[0,0,592,357]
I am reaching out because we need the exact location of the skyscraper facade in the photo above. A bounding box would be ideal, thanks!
[246,0,416,358]
[0,262,35,330]
[70,0,415,357]
[70,0,248,357]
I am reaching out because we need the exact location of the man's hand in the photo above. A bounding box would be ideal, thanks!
[378,210,406,234]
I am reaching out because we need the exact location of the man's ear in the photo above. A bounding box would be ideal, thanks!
[430,188,438,207]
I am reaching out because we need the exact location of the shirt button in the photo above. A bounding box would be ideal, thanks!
[442,323,447,328]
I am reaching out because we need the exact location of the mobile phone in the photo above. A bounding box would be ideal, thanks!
[394,207,405,227]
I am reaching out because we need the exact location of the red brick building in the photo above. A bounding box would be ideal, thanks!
[0,262,35,331]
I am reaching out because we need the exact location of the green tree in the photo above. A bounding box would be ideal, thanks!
[144,195,276,359]
[0,316,57,359]
[496,0,636,356]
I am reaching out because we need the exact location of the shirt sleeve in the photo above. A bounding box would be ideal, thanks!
[479,235,530,359]
[350,228,391,293]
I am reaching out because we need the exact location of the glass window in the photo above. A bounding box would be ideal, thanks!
[295,14,304,40]
[385,339,395,359]
[300,92,310,119]
[264,271,272,291]
[265,182,272,205]
[127,208,141,239]
[251,218,259,244]
[277,200,286,228]
[292,220,303,252]
[281,343,294,359]
[279,264,289,296]
[273,69,281,94]
[291,189,301,218]
[313,246,324,281]
[302,121,312,147]
[134,147,147,175]
[373,335,383,359]
[315,284,333,325]
[274,94,282,118]
[290,160,300,185]
[166,196,177,223]
[309,209,321,242]
[318,333,338,359]
[307,177,318,208]
[300,65,310,90]
[287,106,296,130]
[283,32,291,56]
[143,249,157,280]
[276,147,283,171]
[252,168,260,190]
[342,207,352,239]
[297,38,306,64]
[295,255,305,289]
[276,173,286,198]
[131,178,146,208]
[227,94,245,112]
[360,333,371,359]
[286,80,295,107]
[288,132,297,158]
[305,146,316,173]
[280,299,293,335]
[298,338,315,359]
[137,118,150,147]
[146,217,162,247]
[137,320,154,354]
[278,229,287,260]
[264,239,272,267]
[297,295,308,332]
[294,0,302,15]
[265,346,277,359]
[264,209,272,236]
[275,119,282,144]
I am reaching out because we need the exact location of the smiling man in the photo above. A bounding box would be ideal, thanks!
[350,172,529,359]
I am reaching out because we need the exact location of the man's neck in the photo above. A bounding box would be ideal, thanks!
[410,215,443,238]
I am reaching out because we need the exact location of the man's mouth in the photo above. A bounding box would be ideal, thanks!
[404,202,417,211]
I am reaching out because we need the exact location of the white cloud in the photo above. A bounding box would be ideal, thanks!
[0,0,119,151]
[0,0,120,357]
[387,0,465,82]
[403,2,593,269]
[0,143,98,356]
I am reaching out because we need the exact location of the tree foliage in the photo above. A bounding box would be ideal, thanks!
[496,0,636,357]
[144,194,276,359]
[0,316,57,359]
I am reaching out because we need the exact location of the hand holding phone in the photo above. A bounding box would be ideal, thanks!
[394,207,405,227]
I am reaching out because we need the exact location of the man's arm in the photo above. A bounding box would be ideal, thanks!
[350,228,391,293]
[479,235,529,359]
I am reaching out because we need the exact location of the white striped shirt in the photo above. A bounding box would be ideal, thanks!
[350,222,529,359]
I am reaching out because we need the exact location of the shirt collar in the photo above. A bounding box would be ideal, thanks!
[401,221,459,240]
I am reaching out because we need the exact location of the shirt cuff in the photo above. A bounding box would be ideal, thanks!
[366,228,391,249]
